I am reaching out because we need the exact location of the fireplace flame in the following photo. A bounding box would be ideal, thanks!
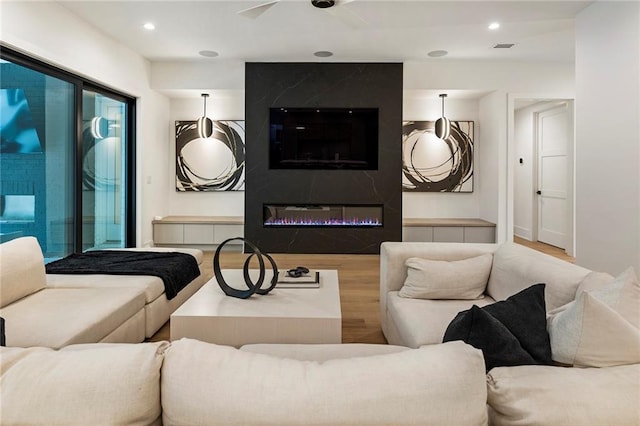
[264,217,382,227]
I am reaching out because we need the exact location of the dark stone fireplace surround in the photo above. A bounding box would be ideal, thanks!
[245,62,403,254]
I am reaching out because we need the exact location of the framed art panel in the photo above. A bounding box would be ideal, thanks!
[402,120,474,192]
[175,120,245,191]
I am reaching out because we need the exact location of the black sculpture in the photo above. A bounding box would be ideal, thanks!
[213,237,278,299]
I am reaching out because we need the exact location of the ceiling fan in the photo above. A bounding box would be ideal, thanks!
[238,0,366,28]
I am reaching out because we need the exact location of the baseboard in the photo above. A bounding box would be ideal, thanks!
[513,226,532,241]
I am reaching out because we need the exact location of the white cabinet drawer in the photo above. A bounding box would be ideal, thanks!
[214,225,244,243]
[464,227,495,243]
[154,224,184,244]
[402,226,434,242]
[433,227,464,242]
[184,224,215,244]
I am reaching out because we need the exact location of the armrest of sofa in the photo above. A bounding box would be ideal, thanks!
[379,242,499,330]
[0,236,47,309]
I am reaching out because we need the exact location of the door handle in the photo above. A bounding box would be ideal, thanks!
[536,190,542,195]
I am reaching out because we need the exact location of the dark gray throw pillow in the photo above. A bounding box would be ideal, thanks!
[0,316,5,347]
[442,284,552,371]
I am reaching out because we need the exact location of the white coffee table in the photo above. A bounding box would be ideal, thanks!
[170,269,342,347]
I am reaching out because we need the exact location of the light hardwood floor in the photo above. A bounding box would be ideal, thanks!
[513,236,575,263]
[149,239,573,344]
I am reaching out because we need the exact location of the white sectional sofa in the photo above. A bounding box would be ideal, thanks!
[380,241,596,348]
[1,238,638,425]
[0,338,489,425]
[0,236,205,347]
[380,241,640,425]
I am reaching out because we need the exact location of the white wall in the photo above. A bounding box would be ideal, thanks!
[152,62,245,92]
[153,59,574,97]
[156,61,574,236]
[575,1,640,274]
[404,60,575,93]
[478,91,507,242]
[1,1,170,247]
[139,93,171,245]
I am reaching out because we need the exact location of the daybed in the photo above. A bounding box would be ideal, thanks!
[0,236,205,348]
[380,241,640,425]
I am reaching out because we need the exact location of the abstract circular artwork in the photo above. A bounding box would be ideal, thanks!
[401,121,474,192]
[175,120,245,191]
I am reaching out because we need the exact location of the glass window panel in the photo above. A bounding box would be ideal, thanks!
[81,90,128,250]
[0,59,74,260]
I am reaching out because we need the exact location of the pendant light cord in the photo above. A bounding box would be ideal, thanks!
[202,93,208,118]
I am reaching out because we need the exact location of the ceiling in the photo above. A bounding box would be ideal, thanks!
[58,0,592,64]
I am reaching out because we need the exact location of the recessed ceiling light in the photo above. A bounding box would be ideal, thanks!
[199,50,219,58]
[488,22,500,30]
[427,50,448,58]
[314,51,333,58]
[143,22,155,30]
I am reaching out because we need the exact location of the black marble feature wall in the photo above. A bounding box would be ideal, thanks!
[245,63,403,254]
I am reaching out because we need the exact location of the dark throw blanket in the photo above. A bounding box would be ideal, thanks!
[45,250,200,300]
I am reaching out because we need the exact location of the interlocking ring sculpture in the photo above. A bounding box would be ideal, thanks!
[213,237,279,299]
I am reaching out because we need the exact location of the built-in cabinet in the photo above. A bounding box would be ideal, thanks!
[152,216,243,248]
[402,218,496,243]
[153,216,495,248]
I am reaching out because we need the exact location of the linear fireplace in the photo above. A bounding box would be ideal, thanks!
[264,204,383,227]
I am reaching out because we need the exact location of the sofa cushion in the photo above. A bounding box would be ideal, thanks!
[0,236,46,308]
[487,364,640,426]
[240,343,409,361]
[47,273,165,303]
[162,338,488,426]
[399,253,492,300]
[0,342,167,425]
[386,291,495,347]
[443,284,552,371]
[0,287,146,348]
[487,242,591,311]
[548,267,640,367]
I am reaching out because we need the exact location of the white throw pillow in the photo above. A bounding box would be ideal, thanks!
[0,342,168,425]
[548,267,640,367]
[399,253,493,300]
[161,338,488,425]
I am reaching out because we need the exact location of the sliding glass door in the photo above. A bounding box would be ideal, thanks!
[0,58,75,259]
[81,90,129,250]
[0,48,135,259]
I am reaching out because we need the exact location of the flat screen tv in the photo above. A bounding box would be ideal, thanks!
[269,107,378,170]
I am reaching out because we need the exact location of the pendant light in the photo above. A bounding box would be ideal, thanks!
[435,93,451,140]
[197,93,213,138]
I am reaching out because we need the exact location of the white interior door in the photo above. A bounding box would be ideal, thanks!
[536,103,571,249]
